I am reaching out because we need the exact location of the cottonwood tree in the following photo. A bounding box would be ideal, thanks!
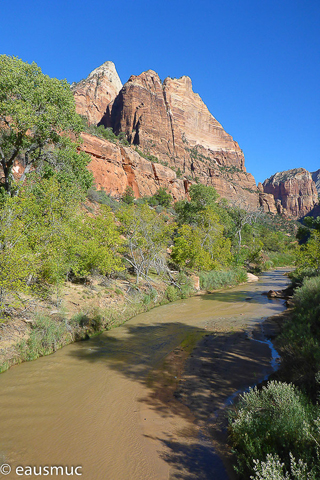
[175,183,220,225]
[117,203,174,284]
[228,197,263,250]
[0,55,85,195]
[171,207,231,270]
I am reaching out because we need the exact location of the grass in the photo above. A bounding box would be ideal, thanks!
[200,267,247,291]
[265,251,296,268]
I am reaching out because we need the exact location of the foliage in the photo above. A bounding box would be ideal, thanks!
[200,267,247,290]
[279,275,320,396]
[117,203,174,283]
[171,207,231,271]
[80,117,129,145]
[251,454,318,480]
[147,188,172,208]
[175,184,219,225]
[229,381,320,478]
[38,137,93,197]
[18,315,70,361]
[0,177,124,312]
[0,55,83,194]
[71,205,124,277]
[122,186,135,205]
[296,231,320,274]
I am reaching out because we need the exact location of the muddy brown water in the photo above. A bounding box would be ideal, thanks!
[0,270,290,480]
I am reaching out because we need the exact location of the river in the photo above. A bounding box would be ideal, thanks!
[0,269,290,479]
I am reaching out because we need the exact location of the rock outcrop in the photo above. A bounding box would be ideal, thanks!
[262,168,318,218]
[80,133,187,200]
[311,169,320,194]
[75,64,261,208]
[257,182,278,214]
[72,62,122,125]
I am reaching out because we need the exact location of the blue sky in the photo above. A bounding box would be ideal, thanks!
[1,0,319,183]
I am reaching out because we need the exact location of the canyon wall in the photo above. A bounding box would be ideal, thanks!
[75,64,260,209]
[262,168,318,218]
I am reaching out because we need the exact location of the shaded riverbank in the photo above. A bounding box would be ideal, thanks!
[0,269,290,480]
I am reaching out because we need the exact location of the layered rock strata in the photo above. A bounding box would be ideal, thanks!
[74,63,261,208]
[80,133,187,199]
[262,168,318,218]
[80,132,258,206]
[72,62,122,125]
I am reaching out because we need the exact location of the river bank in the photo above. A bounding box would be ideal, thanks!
[0,269,290,480]
[0,268,250,374]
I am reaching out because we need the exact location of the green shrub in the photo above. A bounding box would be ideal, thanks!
[18,315,70,361]
[267,251,296,267]
[200,267,247,291]
[176,272,194,298]
[251,453,318,480]
[279,275,320,396]
[229,381,319,478]
[166,285,179,302]
[121,186,135,205]
[87,187,119,210]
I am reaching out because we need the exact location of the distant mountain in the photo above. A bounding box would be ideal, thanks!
[311,169,320,194]
[262,168,318,218]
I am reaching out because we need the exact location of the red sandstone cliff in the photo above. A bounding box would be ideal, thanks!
[262,168,318,218]
[72,62,122,126]
[75,64,260,208]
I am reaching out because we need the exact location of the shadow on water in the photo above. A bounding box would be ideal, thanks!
[68,269,290,479]
[69,324,275,479]
[157,437,229,480]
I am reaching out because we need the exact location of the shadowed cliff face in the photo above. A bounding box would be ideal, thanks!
[74,64,262,208]
[312,169,320,194]
[262,168,319,218]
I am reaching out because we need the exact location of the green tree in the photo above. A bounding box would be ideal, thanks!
[148,187,172,208]
[71,205,124,278]
[117,203,174,283]
[0,55,84,194]
[121,186,135,205]
[296,231,320,274]
[175,184,219,224]
[171,207,231,270]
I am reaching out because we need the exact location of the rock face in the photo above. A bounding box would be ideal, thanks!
[72,62,122,125]
[257,182,277,214]
[75,64,260,208]
[262,168,318,218]
[311,169,320,194]
[80,133,187,200]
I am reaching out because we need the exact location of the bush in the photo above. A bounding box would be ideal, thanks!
[18,315,70,361]
[251,453,318,480]
[166,285,179,302]
[121,186,135,205]
[279,275,320,396]
[87,187,119,210]
[200,267,247,291]
[266,251,296,267]
[229,381,319,478]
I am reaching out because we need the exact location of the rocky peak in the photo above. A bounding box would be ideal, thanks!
[86,61,122,89]
[72,61,122,125]
[75,64,260,209]
[262,168,318,218]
